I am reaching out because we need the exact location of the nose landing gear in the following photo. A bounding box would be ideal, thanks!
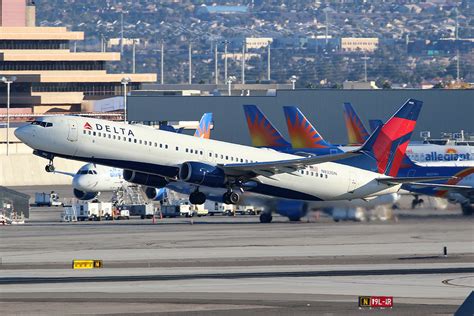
[45,159,55,173]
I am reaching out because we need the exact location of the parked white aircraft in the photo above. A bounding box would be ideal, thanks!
[15,99,433,211]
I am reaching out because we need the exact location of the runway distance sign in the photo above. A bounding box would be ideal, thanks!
[359,296,393,308]
[72,260,103,269]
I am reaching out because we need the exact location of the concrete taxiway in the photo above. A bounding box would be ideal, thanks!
[1,186,473,315]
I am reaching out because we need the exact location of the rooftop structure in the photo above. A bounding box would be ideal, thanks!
[0,1,156,114]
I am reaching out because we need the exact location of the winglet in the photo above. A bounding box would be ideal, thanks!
[343,102,370,145]
[243,104,291,148]
[194,113,213,139]
[361,99,423,176]
[283,106,334,149]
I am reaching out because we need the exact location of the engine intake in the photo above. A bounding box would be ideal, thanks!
[123,170,168,188]
[144,187,167,201]
[179,162,226,187]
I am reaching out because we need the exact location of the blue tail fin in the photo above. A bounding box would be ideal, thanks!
[283,106,335,149]
[243,104,291,148]
[368,119,383,133]
[193,113,213,139]
[360,99,423,176]
[343,102,370,145]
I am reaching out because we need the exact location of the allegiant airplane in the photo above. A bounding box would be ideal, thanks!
[343,102,473,162]
[243,104,474,216]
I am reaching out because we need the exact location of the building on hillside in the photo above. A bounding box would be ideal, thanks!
[0,1,156,114]
[245,38,273,49]
[341,37,379,53]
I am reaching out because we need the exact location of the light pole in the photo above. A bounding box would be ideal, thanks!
[226,76,236,96]
[1,76,16,156]
[290,75,297,90]
[121,77,131,123]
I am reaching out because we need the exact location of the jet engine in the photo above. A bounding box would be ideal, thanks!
[275,201,307,221]
[144,187,167,201]
[73,189,99,201]
[123,170,168,187]
[179,162,226,187]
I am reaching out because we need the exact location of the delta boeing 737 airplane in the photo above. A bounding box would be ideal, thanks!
[15,99,437,207]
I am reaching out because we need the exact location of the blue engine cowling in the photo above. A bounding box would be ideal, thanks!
[73,189,98,200]
[144,187,167,201]
[275,201,307,221]
[123,170,168,188]
[179,162,226,187]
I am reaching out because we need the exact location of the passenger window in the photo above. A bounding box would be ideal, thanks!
[129,138,132,142]
[240,159,243,162]
[226,156,228,160]
[176,146,179,151]
[320,174,323,178]
[325,174,328,179]
[160,144,163,148]
[209,153,212,157]
[98,132,101,137]
[139,140,142,144]
[113,135,116,139]
[134,139,137,143]
[154,142,157,147]
[165,145,168,149]
[231,157,234,161]
[144,141,148,145]
[88,131,91,135]
[93,132,96,136]
[200,151,203,155]
[311,172,314,176]
[190,149,193,153]
[83,130,86,134]
[186,149,189,153]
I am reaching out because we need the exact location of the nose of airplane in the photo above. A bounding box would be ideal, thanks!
[14,125,29,143]
[72,175,97,191]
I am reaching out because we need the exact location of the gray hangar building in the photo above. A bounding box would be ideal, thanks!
[128,89,473,145]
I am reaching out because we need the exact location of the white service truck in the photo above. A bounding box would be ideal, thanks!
[76,202,113,221]
[35,192,63,207]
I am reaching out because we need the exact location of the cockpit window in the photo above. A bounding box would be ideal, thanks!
[31,121,53,128]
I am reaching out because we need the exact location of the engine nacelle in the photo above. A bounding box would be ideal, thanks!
[179,162,226,187]
[275,201,307,221]
[123,170,168,187]
[73,189,99,201]
[144,187,167,201]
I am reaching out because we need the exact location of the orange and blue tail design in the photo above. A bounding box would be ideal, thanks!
[343,102,370,145]
[368,119,383,133]
[360,99,423,176]
[193,113,213,139]
[283,106,333,149]
[243,104,291,148]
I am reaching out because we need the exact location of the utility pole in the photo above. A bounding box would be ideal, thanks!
[456,49,460,81]
[215,43,218,85]
[120,12,124,56]
[362,53,369,82]
[267,42,271,81]
[224,41,228,82]
[325,10,329,45]
[160,41,164,84]
[188,43,192,84]
[132,39,136,73]
[241,40,246,84]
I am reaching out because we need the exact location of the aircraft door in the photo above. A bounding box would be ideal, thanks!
[347,172,358,193]
[67,120,78,142]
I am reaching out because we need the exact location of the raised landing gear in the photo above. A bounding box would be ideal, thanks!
[189,190,206,205]
[259,212,273,223]
[223,191,240,204]
[45,159,55,173]
[461,203,473,216]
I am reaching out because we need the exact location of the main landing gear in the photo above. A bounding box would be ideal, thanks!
[411,195,424,209]
[189,189,206,205]
[223,190,240,205]
[45,159,55,173]
[259,212,273,223]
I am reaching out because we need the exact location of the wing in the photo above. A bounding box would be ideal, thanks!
[53,170,76,177]
[221,150,361,177]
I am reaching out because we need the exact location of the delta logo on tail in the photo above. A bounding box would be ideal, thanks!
[364,99,422,176]
[243,105,290,148]
[343,102,370,145]
[193,113,213,139]
[283,106,329,149]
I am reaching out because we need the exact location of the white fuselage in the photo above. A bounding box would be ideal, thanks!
[15,116,400,202]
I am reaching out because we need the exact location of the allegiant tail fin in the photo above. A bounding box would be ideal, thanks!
[193,113,213,139]
[243,104,291,148]
[368,119,383,133]
[282,106,335,149]
[360,99,423,176]
[343,102,370,145]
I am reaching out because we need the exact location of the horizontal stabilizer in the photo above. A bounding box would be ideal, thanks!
[408,182,473,192]
[377,176,454,185]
